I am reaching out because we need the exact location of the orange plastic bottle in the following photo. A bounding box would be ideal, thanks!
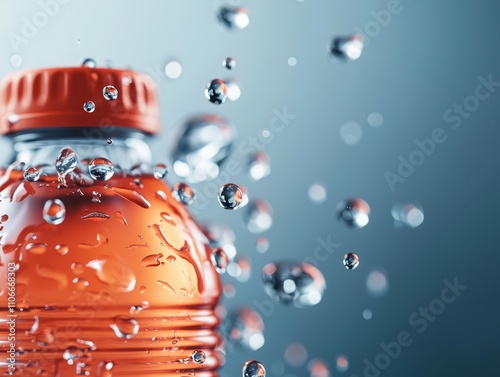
[0,67,222,376]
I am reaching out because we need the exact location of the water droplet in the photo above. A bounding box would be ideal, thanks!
[140,253,163,267]
[218,7,250,30]
[191,350,206,364]
[205,79,227,104]
[63,346,83,365]
[110,316,139,339]
[242,360,266,377]
[262,261,326,308]
[56,148,78,176]
[255,237,269,254]
[284,343,308,367]
[308,359,330,377]
[172,182,195,205]
[218,183,244,210]
[211,247,229,274]
[25,243,47,255]
[329,34,364,63]
[337,198,370,228]
[171,114,235,183]
[164,60,183,79]
[87,256,136,292]
[71,262,85,274]
[115,211,128,225]
[10,54,22,67]
[43,199,66,225]
[308,184,327,204]
[287,57,297,66]
[343,252,359,270]
[55,244,69,255]
[72,277,89,290]
[89,157,114,181]
[228,256,252,282]
[363,309,373,320]
[223,57,236,70]
[92,191,102,203]
[225,307,265,351]
[103,85,118,101]
[336,355,349,372]
[81,212,110,221]
[97,361,114,377]
[6,113,20,127]
[248,152,271,181]
[81,58,96,68]
[153,163,168,179]
[367,270,388,297]
[244,200,273,234]
[23,167,40,182]
[156,280,175,294]
[391,203,424,228]
[166,255,176,263]
[107,137,113,145]
[139,286,147,293]
[367,112,384,127]
[1,214,8,222]
[83,101,95,113]
[340,121,362,145]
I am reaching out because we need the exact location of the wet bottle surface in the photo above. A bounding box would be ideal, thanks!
[0,68,222,376]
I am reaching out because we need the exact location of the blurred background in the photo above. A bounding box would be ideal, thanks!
[1,0,499,376]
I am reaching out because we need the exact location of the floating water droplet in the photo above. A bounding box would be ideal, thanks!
[367,112,384,127]
[10,54,22,67]
[107,137,113,145]
[242,360,266,377]
[391,203,424,228]
[191,350,206,364]
[262,261,326,308]
[228,256,251,282]
[287,57,297,66]
[201,222,237,260]
[367,270,388,297]
[336,355,349,372]
[87,256,136,292]
[55,244,69,255]
[225,307,265,351]
[56,148,78,176]
[164,60,183,79]
[81,58,96,68]
[255,237,269,254]
[205,79,227,104]
[329,34,364,63]
[171,114,235,183]
[308,359,330,377]
[223,57,236,70]
[363,309,373,320]
[340,121,362,145]
[110,316,139,339]
[226,79,241,102]
[284,342,308,367]
[218,183,244,210]
[218,7,250,30]
[337,198,370,229]
[244,200,273,234]
[23,167,40,182]
[308,184,327,204]
[211,247,229,274]
[248,152,271,181]
[102,85,118,100]
[43,199,66,225]
[172,182,195,205]
[89,157,114,181]
[153,163,168,179]
[83,101,95,113]
[343,252,359,270]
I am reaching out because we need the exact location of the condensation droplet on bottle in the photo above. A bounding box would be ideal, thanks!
[43,199,66,225]
[6,113,20,127]
[25,243,48,255]
[343,252,359,270]
[156,280,175,294]
[337,198,370,229]
[262,261,326,308]
[153,163,168,179]
[55,244,69,255]
[329,34,364,64]
[71,262,85,274]
[248,152,271,181]
[140,253,163,267]
[223,57,236,70]
[115,211,128,225]
[56,148,78,176]
[218,7,250,30]
[87,256,136,292]
[244,200,273,234]
[211,247,229,274]
[110,316,139,339]
[89,157,114,181]
[72,277,89,290]
[92,191,102,203]
[139,286,147,294]
[81,58,96,68]
[166,255,176,263]
[242,360,266,377]
[218,183,244,210]
[205,79,227,105]
[63,346,83,365]
[107,137,113,145]
[103,85,118,101]
[191,350,206,364]
[23,167,40,182]
[83,101,95,113]
[97,361,114,377]
[172,182,195,205]
[225,307,265,351]
[81,212,110,221]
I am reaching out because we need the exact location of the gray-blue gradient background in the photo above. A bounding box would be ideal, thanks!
[1,1,499,376]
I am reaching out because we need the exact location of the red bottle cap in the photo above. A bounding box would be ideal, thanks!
[0,67,161,135]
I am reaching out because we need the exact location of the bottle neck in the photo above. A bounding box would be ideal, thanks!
[10,128,152,170]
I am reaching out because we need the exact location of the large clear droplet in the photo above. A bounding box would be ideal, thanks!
[109,316,139,339]
[55,148,78,176]
[83,101,95,113]
[343,252,359,270]
[329,34,364,63]
[89,157,114,181]
[191,350,206,364]
[43,199,66,225]
[218,183,244,210]
[171,114,235,183]
[242,360,266,377]
[244,200,273,234]
[205,79,227,104]
[102,85,118,101]
[223,57,236,70]
[23,167,40,182]
[337,198,370,229]
[211,247,229,274]
[218,7,250,30]
[172,182,195,205]
[261,261,326,308]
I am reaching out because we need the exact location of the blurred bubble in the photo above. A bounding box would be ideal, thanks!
[367,112,384,127]
[248,152,271,181]
[362,309,373,320]
[224,307,265,351]
[288,57,297,66]
[328,34,364,63]
[255,237,269,254]
[223,57,236,70]
[171,114,235,183]
[367,270,389,297]
[343,252,359,270]
[201,222,237,260]
[272,362,285,377]
[172,182,195,205]
[228,255,251,282]
[308,184,327,204]
[391,203,424,228]
[335,355,349,373]
[337,198,370,229]
[165,60,183,79]
[211,247,229,274]
[10,54,22,67]
[262,261,326,308]
[340,121,363,145]
[244,199,273,234]
[284,343,308,367]
[226,79,242,101]
[205,79,227,104]
[218,6,250,30]
[81,58,96,68]
[223,283,236,298]
[308,359,330,377]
